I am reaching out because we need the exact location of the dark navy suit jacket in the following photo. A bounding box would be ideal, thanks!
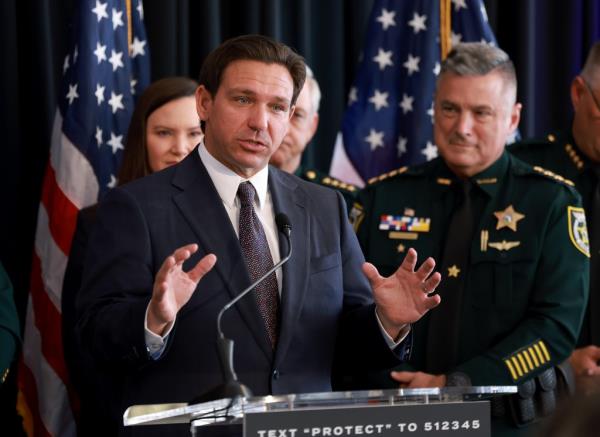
[76,149,405,436]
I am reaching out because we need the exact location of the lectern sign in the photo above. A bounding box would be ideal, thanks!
[244,402,490,437]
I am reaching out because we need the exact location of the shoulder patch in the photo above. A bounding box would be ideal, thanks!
[367,166,409,185]
[532,166,575,187]
[568,206,590,257]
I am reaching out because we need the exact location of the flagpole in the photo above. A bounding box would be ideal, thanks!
[440,0,452,60]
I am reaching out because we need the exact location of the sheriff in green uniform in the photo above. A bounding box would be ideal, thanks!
[354,43,589,436]
[0,262,20,385]
[510,43,600,382]
[269,65,357,208]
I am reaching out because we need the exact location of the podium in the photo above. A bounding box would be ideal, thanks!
[124,386,516,437]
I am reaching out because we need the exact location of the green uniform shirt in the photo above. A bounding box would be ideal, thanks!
[510,131,599,346]
[354,151,589,387]
[0,262,20,384]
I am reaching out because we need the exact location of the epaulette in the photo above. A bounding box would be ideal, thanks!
[367,166,410,185]
[563,143,585,170]
[511,133,558,149]
[531,165,575,187]
[304,169,357,193]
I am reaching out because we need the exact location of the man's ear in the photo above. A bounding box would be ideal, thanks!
[508,102,522,132]
[195,85,212,121]
[307,113,319,143]
[571,76,586,111]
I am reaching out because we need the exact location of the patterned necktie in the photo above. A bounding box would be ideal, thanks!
[237,181,280,347]
[426,180,474,374]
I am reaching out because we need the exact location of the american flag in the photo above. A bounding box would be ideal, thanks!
[17,1,150,435]
[330,0,497,186]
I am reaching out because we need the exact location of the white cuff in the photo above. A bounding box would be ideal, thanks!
[375,308,410,349]
[144,304,175,359]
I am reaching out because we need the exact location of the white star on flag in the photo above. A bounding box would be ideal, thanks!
[452,0,467,11]
[107,132,124,154]
[94,42,107,63]
[408,12,427,34]
[109,49,124,71]
[397,136,408,157]
[427,102,435,123]
[107,174,118,188]
[137,1,144,19]
[66,83,79,104]
[108,91,124,113]
[399,94,414,114]
[130,78,138,95]
[130,37,146,57]
[376,8,396,30]
[365,129,384,150]
[95,83,105,105]
[421,142,438,161]
[451,31,463,46]
[112,8,124,30]
[63,55,70,74]
[92,0,108,22]
[373,48,393,70]
[433,62,441,76]
[95,126,103,146]
[403,54,420,75]
[348,87,358,105]
[369,89,389,111]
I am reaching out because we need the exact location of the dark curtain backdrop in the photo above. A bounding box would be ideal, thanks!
[0,0,599,431]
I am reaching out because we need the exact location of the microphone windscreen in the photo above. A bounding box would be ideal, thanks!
[275,213,292,233]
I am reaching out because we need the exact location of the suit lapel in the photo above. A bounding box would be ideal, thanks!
[268,169,310,366]
[171,152,273,360]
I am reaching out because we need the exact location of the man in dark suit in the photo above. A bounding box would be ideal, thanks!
[76,35,441,436]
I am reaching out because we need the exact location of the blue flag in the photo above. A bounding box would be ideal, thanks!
[61,0,151,193]
[330,0,497,185]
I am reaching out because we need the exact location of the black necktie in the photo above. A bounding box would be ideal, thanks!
[426,180,474,374]
[237,182,280,347]
[589,168,600,344]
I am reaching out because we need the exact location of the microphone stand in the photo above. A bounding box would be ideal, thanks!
[190,214,292,404]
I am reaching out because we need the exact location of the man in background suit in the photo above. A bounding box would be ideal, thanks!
[76,34,441,436]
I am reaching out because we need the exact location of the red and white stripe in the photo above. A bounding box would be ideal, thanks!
[329,132,366,187]
[18,111,98,436]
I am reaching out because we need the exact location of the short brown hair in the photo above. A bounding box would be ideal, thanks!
[118,76,199,185]
[199,34,306,106]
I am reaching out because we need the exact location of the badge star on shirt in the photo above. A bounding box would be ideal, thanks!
[493,205,525,232]
[448,265,460,278]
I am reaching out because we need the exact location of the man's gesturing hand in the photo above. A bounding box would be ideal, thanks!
[148,244,217,335]
[363,248,441,339]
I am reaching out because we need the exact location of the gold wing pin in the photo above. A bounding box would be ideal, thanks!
[488,240,521,251]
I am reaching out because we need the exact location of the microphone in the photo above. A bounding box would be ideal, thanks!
[191,213,293,404]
